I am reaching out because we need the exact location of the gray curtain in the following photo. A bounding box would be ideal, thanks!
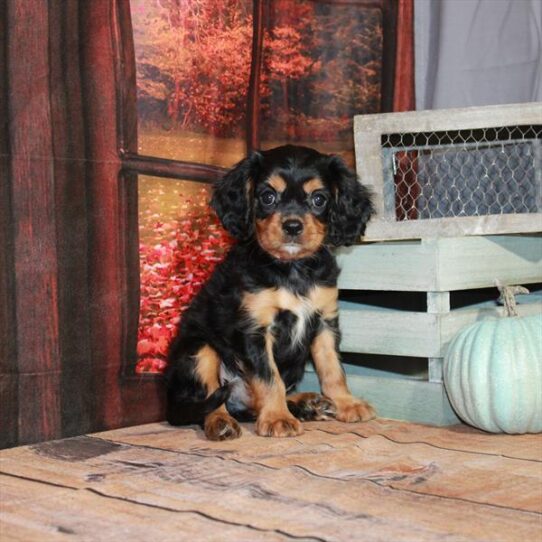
[415,0,542,110]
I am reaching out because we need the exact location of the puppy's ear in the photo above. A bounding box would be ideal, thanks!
[326,155,374,247]
[211,151,262,240]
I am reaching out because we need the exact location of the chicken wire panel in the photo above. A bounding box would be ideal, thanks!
[383,125,541,221]
[355,103,542,240]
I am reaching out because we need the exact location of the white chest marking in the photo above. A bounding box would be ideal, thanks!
[284,294,313,346]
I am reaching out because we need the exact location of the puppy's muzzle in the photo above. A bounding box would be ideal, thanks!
[282,219,304,237]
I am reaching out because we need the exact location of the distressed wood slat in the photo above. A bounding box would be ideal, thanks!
[356,102,542,134]
[310,421,542,461]
[0,475,290,542]
[7,2,62,444]
[338,295,542,358]
[48,0,95,440]
[93,418,542,463]
[433,236,542,291]
[93,422,542,513]
[0,0,17,448]
[339,302,440,357]
[2,421,541,542]
[338,235,542,292]
[364,214,542,241]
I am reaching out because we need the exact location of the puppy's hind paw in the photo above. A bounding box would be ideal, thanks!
[204,412,242,441]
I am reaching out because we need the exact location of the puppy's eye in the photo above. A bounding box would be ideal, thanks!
[311,192,328,209]
[260,190,277,206]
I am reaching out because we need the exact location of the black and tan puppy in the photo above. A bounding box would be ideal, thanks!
[166,145,375,440]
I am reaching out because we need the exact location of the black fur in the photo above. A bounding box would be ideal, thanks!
[166,145,374,436]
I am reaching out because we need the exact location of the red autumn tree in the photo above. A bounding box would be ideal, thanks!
[131,0,316,135]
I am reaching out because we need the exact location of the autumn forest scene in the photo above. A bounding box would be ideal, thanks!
[132,0,385,374]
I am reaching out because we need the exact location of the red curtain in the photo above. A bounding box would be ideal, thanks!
[394,0,415,112]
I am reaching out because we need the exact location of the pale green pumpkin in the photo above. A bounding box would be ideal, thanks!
[444,286,542,434]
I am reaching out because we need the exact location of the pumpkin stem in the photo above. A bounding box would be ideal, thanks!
[496,281,530,317]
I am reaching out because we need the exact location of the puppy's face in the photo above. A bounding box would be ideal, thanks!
[253,169,330,260]
[211,145,373,260]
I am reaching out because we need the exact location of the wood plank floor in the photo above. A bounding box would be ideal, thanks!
[1,419,541,541]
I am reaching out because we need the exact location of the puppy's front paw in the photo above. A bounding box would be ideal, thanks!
[204,412,242,441]
[256,413,304,437]
[334,395,376,423]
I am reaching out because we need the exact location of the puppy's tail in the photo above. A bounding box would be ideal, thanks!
[166,383,232,427]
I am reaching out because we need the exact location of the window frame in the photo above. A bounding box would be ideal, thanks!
[119,0,401,378]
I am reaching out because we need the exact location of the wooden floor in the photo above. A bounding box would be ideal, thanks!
[1,419,541,541]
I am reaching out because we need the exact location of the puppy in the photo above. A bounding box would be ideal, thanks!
[166,145,375,440]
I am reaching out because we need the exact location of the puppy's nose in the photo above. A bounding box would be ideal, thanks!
[282,219,304,236]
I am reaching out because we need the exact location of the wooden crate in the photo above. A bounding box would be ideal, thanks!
[339,294,541,359]
[354,102,542,241]
[337,235,542,292]
[301,235,542,426]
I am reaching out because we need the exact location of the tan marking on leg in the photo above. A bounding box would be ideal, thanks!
[194,345,242,440]
[308,286,338,320]
[311,329,375,423]
[194,345,221,394]
[311,329,349,398]
[250,331,303,437]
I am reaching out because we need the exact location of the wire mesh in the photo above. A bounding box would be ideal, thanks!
[381,125,542,221]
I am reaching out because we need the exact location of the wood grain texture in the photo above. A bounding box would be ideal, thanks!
[433,236,542,291]
[48,0,95,439]
[340,301,440,357]
[357,102,542,133]
[2,0,97,446]
[1,419,540,541]
[121,153,226,182]
[0,0,18,449]
[338,235,542,292]
[7,1,62,444]
[338,295,541,358]
[80,0,125,429]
